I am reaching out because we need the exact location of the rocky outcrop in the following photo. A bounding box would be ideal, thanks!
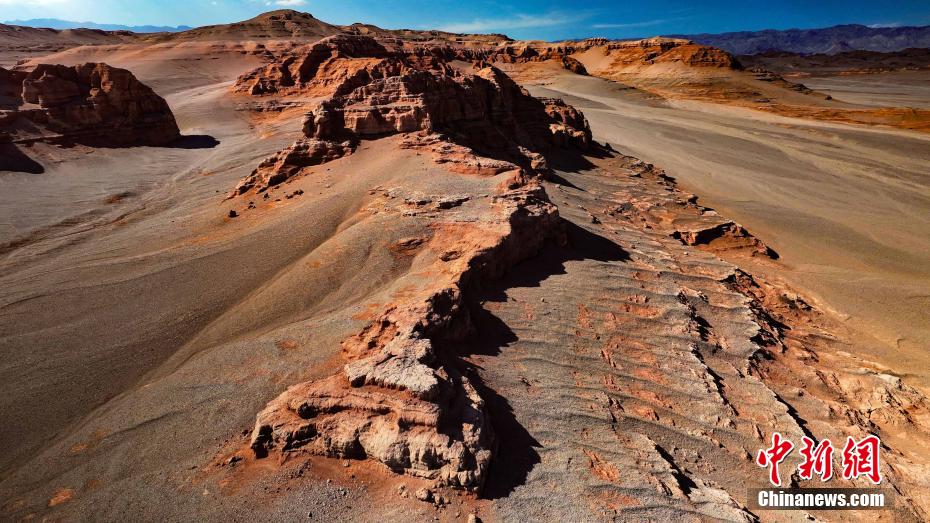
[0,67,25,105]
[560,56,588,75]
[479,38,741,72]
[234,34,398,96]
[230,35,591,196]
[237,35,592,491]
[672,221,778,258]
[1,62,180,146]
[652,42,741,68]
[542,97,592,148]
[249,177,562,491]
[483,45,589,75]
[328,64,590,153]
[580,38,742,69]
[230,137,352,195]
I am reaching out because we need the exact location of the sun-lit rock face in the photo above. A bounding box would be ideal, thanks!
[618,38,741,68]
[485,37,742,71]
[234,34,399,96]
[247,177,563,491]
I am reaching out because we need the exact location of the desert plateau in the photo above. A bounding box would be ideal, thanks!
[1,4,929,522]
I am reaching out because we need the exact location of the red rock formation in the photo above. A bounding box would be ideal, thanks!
[231,35,592,195]
[230,136,353,196]
[2,63,180,146]
[478,45,589,75]
[560,56,588,75]
[328,64,589,153]
[250,181,563,490]
[650,42,741,68]
[486,37,742,71]
[235,35,593,490]
[574,38,741,69]
[0,67,25,105]
[234,34,399,96]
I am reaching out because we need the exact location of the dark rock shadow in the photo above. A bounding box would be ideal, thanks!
[477,219,630,306]
[548,144,613,173]
[0,133,216,172]
[545,170,583,191]
[470,366,541,500]
[168,134,220,149]
[0,143,44,174]
[451,219,629,499]
[49,134,220,150]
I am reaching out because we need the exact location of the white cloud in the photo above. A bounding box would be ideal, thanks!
[436,12,585,34]
[867,23,902,28]
[273,0,306,6]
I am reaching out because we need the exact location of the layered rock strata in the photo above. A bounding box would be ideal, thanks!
[250,181,562,490]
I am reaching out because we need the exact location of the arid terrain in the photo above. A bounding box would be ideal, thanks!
[1,10,929,522]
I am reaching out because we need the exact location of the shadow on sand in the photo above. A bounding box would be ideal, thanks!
[0,143,44,174]
[0,134,220,174]
[169,134,220,149]
[451,218,629,499]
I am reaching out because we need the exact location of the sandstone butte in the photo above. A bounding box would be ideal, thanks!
[0,62,180,147]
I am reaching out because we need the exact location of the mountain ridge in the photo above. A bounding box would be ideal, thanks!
[669,23,930,55]
[3,18,191,33]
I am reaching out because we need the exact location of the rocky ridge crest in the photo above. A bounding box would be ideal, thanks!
[234,34,594,490]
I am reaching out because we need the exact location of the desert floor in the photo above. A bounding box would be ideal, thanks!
[792,71,930,109]
[526,72,930,389]
[2,45,929,521]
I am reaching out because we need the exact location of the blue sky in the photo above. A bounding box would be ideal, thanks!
[2,0,929,40]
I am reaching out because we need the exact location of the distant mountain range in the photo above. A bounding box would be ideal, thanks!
[3,18,191,33]
[669,24,930,55]
[5,16,930,54]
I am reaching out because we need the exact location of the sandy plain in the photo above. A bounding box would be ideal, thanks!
[523,71,930,389]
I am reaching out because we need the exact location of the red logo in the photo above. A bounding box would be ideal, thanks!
[756,432,795,486]
[756,433,882,486]
[841,435,882,484]
[797,436,834,481]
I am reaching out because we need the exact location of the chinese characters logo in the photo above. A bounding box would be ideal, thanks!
[756,433,882,486]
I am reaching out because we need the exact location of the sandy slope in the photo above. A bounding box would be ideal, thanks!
[523,71,930,388]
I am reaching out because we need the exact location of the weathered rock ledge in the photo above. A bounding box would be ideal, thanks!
[249,180,563,490]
